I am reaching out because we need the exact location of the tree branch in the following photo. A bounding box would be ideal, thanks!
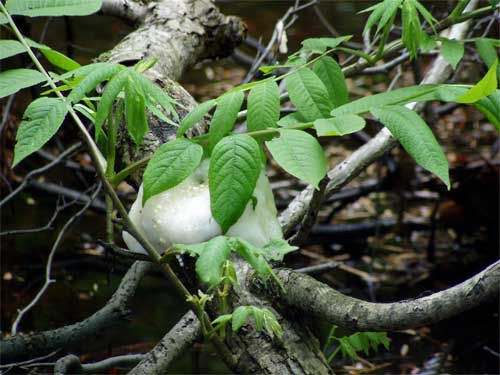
[0,261,153,363]
[252,260,500,331]
[128,311,201,375]
[100,0,148,24]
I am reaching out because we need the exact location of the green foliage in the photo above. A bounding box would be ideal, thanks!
[0,40,25,60]
[68,63,124,103]
[476,90,500,131]
[13,97,68,167]
[209,135,262,233]
[247,81,280,132]
[457,59,499,103]
[285,68,331,121]
[313,56,349,108]
[195,236,232,286]
[209,91,245,151]
[361,0,401,36]
[0,69,45,99]
[142,139,203,204]
[314,115,366,137]
[440,37,464,70]
[5,0,102,17]
[174,236,296,288]
[265,129,327,189]
[124,78,148,148]
[324,326,390,362]
[475,38,500,74]
[371,106,450,189]
[177,99,216,137]
[300,36,352,54]
[213,306,282,338]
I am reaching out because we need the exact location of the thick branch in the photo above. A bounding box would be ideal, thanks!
[128,311,201,374]
[100,0,148,24]
[252,260,500,331]
[0,261,152,363]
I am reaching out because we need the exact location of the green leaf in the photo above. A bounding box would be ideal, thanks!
[124,79,148,148]
[209,135,262,232]
[313,56,349,108]
[314,115,366,136]
[440,38,464,70]
[132,71,179,119]
[475,90,500,131]
[94,69,130,139]
[232,306,252,332]
[331,84,466,116]
[42,49,80,71]
[265,129,327,188]
[13,97,68,167]
[0,13,7,24]
[277,112,307,127]
[0,40,25,60]
[247,80,280,132]
[376,0,401,34]
[209,91,244,151]
[232,238,277,282]
[456,59,498,103]
[173,242,206,257]
[261,239,298,261]
[142,139,203,204]
[195,236,232,287]
[402,0,423,59]
[0,68,46,99]
[476,38,500,74]
[176,99,216,137]
[413,0,437,30]
[212,314,232,326]
[262,308,283,338]
[68,63,124,103]
[300,36,352,54]
[372,106,450,189]
[421,32,436,53]
[6,0,102,17]
[285,68,332,121]
[51,62,109,84]
[339,337,358,360]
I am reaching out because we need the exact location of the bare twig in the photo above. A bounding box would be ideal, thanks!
[0,143,82,209]
[1,261,153,363]
[11,183,102,335]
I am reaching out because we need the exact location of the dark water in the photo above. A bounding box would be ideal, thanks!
[1,1,498,374]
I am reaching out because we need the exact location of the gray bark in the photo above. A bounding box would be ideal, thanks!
[251,261,500,332]
[128,311,201,374]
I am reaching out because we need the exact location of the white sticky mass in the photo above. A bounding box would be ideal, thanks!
[123,159,283,255]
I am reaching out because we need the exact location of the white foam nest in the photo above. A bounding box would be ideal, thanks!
[123,159,283,254]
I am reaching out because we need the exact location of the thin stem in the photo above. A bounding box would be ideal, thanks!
[450,0,471,20]
[327,345,341,364]
[336,47,374,64]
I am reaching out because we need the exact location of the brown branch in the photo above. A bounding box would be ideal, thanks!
[252,260,500,331]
